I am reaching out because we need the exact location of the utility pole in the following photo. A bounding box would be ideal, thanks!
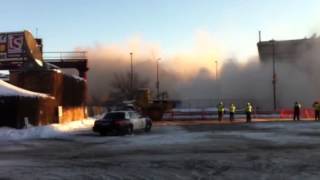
[215,60,218,80]
[156,58,161,100]
[259,30,261,42]
[214,59,220,100]
[272,40,277,111]
[36,28,39,38]
[130,52,133,97]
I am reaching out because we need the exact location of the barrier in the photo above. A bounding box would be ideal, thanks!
[280,108,314,119]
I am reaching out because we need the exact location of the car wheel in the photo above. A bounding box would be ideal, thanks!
[99,131,107,136]
[145,123,152,132]
[127,125,133,135]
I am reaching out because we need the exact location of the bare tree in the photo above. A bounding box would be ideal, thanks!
[109,71,150,101]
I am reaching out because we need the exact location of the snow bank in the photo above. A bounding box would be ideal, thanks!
[0,118,95,141]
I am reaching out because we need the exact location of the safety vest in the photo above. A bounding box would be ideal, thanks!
[217,104,224,112]
[316,104,320,111]
[230,105,236,113]
[246,104,253,113]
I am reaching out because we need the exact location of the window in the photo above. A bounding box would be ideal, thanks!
[129,112,139,118]
[104,112,125,120]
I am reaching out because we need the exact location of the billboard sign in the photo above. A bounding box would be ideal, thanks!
[0,32,25,61]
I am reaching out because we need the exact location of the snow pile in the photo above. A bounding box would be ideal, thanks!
[0,80,51,98]
[0,118,95,141]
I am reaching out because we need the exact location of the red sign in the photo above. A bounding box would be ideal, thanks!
[8,34,24,53]
[0,32,25,60]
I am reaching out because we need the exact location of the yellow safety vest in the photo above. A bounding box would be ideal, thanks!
[230,105,236,113]
[246,105,253,113]
[218,105,224,112]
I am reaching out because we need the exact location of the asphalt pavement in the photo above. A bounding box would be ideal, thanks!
[1,120,320,179]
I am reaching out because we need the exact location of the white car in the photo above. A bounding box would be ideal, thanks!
[93,111,152,135]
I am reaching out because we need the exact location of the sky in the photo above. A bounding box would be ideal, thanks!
[0,0,319,61]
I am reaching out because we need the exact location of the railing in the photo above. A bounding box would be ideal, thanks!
[43,51,87,61]
[162,109,278,120]
[162,108,316,120]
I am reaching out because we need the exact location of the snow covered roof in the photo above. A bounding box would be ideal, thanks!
[0,80,52,98]
[71,75,85,81]
[58,73,85,82]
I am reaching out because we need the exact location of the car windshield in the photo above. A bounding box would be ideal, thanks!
[103,112,126,120]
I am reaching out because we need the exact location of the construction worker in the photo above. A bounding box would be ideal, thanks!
[229,103,236,121]
[245,102,253,123]
[217,101,225,121]
[293,101,301,121]
[316,102,320,121]
[313,101,320,121]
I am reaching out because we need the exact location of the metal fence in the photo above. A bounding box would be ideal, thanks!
[43,51,87,61]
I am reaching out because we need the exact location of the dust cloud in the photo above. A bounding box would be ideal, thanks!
[80,35,320,111]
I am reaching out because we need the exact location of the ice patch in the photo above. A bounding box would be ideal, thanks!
[129,126,210,146]
[216,122,320,145]
[100,126,212,150]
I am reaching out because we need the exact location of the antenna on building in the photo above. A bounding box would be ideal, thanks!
[36,28,39,38]
[259,30,261,42]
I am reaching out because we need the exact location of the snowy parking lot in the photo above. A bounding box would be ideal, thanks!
[1,120,320,179]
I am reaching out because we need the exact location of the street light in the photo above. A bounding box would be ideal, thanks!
[130,52,133,92]
[156,58,161,100]
[214,60,218,80]
[272,40,277,111]
[214,60,220,100]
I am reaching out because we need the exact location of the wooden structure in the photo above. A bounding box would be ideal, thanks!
[10,70,88,124]
[0,80,56,128]
[0,30,89,127]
